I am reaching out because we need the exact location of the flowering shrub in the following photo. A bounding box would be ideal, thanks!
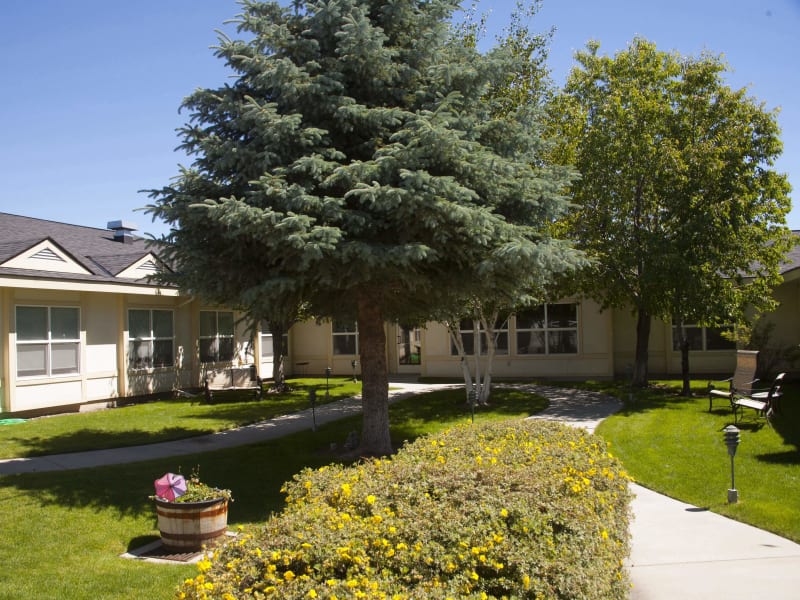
[178,419,632,599]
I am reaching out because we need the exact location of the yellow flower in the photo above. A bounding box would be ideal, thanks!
[601,529,609,540]
[284,570,296,581]
[500,508,509,518]
[366,495,376,505]
[308,590,318,598]
[197,559,212,573]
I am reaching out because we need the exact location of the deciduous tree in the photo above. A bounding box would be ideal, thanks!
[549,38,792,387]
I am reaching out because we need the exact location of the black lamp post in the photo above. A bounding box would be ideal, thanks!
[724,424,741,503]
[309,388,317,432]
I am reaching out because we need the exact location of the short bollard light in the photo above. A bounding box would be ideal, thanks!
[723,424,741,504]
[325,366,332,400]
[351,360,358,382]
[309,388,317,432]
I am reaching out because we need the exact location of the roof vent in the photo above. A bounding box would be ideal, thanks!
[107,220,138,243]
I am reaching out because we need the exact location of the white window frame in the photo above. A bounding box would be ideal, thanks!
[199,310,235,363]
[15,305,81,378]
[515,303,579,355]
[128,309,175,370]
[332,320,358,355]
[450,318,509,356]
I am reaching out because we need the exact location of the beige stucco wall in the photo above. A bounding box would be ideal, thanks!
[420,298,615,380]
[290,320,363,376]
[4,269,799,414]
[611,308,737,378]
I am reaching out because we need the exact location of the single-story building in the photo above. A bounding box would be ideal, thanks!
[1,212,798,415]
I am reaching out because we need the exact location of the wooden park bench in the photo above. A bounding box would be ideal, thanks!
[732,372,785,423]
[708,349,758,412]
[204,365,263,403]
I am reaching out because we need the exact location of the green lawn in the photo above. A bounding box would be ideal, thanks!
[0,387,546,600]
[0,378,361,459]
[592,379,800,543]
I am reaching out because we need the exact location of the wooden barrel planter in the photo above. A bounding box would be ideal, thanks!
[154,497,229,552]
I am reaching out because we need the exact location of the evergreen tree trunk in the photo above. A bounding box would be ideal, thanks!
[633,309,651,387]
[357,292,392,456]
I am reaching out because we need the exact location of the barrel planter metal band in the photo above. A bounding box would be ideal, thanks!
[154,497,228,552]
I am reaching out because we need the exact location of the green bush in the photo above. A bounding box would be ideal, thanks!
[178,420,632,599]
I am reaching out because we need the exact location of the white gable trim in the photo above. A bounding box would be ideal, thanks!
[116,253,164,279]
[1,239,91,275]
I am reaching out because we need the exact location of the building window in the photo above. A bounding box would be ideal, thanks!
[451,319,476,355]
[200,310,235,363]
[398,327,422,365]
[16,306,80,377]
[516,303,578,355]
[129,309,174,369]
[332,320,358,355]
[450,317,509,356]
[672,323,735,351]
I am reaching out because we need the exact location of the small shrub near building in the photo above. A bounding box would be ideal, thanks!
[179,420,632,599]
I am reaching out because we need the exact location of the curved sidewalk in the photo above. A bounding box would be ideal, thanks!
[2,382,799,599]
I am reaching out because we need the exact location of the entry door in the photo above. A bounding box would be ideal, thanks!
[397,327,422,373]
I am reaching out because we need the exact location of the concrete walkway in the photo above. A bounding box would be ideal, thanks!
[2,381,799,599]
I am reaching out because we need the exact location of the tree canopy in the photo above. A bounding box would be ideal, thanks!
[146,0,583,454]
[549,38,793,387]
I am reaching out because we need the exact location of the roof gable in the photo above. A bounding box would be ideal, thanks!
[114,253,168,279]
[0,238,92,275]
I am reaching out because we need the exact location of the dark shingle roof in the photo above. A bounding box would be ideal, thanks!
[0,212,163,285]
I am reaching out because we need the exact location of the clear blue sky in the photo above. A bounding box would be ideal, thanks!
[1,0,798,238]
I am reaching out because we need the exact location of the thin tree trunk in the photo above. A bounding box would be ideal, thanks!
[478,310,498,405]
[633,309,651,387]
[447,321,474,403]
[357,293,392,456]
[675,319,692,396]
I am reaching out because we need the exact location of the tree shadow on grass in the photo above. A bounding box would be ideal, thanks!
[598,384,701,418]
[4,427,214,458]
[389,387,548,443]
[0,421,360,525]
[0,388,547,525]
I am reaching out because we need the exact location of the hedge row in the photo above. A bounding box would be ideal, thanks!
[178,419,633,599]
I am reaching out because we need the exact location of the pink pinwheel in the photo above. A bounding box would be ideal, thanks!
[154,472,187,501]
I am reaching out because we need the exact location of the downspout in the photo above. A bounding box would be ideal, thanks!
[116,295,127,400]
[0,289,9,413]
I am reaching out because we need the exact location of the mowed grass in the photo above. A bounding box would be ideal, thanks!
[591,379,800,542]
[0,378,362,459]
[0,387,547,600]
